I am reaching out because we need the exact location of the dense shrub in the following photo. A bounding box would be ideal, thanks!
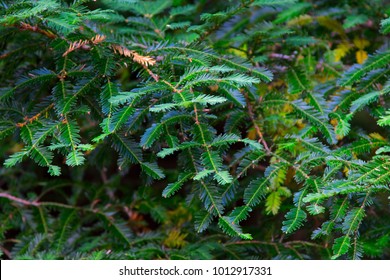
[0,0,389,259]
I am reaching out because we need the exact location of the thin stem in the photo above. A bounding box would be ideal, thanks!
[0,192,40,206]
[16,103,54,128]
[243,92,271,154]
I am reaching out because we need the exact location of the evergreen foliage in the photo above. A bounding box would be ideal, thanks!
[0,0,389,260]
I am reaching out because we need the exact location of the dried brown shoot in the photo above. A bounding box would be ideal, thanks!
[111,44,156,67]
[63,34,106,57]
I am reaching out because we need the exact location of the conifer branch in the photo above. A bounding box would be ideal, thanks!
[1,0,389,259]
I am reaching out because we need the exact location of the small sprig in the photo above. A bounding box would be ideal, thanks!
[111,45,156,66]
[63,34,106,57]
